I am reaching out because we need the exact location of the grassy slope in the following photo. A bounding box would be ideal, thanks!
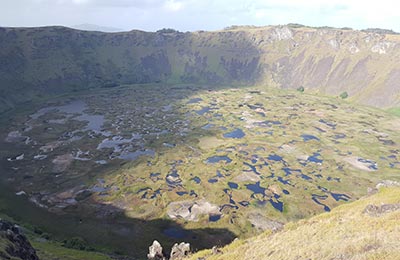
[189,187,400,260]
[0,213,112,260]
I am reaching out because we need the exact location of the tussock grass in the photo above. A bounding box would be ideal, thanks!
[188,187,400,260]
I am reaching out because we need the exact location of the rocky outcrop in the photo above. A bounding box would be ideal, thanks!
[147,240,165,260]
[147,240,190,260]
[167,200,220,222]
[363,203,400,217]
[0,219,39,260]
[170,242,190,260]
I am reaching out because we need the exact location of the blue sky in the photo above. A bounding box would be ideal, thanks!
[1,0,399,32]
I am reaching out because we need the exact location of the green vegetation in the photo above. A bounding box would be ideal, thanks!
[1,84,399,258]
[296,86,304,92]
[388,107,400,117]
[340,91,348,99]
[62,237,91,251]
[33,240,112,260]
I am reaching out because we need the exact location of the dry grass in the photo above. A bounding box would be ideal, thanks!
[188,187,400,260]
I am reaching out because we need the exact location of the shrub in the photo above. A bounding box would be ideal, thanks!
[63,237,90,251]
[297,86,305,92]
[340,92,348,99]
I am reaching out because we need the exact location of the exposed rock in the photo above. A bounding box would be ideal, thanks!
[170,242,190,260]
[52,154,74,173]
[272,26,293,41]
[371,41,394,54]
[147,240,165,260]
[167,199,220,222]
[211,246,222,255]
[147,240,191,260]
[4,131,27,143]
[376,180,400,189]
[248,213,284,232]
[0,219,39,260]
[363,203,400,217]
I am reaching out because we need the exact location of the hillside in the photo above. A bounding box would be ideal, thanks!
[1,25,400,114]
[189,185,400,260]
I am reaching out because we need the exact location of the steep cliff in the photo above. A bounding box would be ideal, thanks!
[1,25,400,113]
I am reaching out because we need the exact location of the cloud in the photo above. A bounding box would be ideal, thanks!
[163,0,184,12]
[1,0,400,32]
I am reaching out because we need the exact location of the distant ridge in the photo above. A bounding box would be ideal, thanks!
[71,23,123,32]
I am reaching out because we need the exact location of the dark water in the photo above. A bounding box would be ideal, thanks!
[269,199,283,212]
[223,128,245,139]
[163,227,189,239]
[228,182,239,189]
[209,214,222,222]
[312,194,330,212]
[206,156,232,164]
[268,154,284,162]
[191,176,201,184]
[187,98,203,104]
[277,177,291,185]
[358,158,378,170]
[176,191,188,196]
[201,123,215,130]
[301,134,320,142]
[330,193,350,201]
[246,182,266,197]
[319,119,336,129]
[282,167,301,176]
[195,106,212,115]
[299,174,312,181]
[208,178,218,184]
[239,201,250,207]
[308,152,323,163]
[243,162,260,175]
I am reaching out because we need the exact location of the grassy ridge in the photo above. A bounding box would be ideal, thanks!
[189,187,400,260]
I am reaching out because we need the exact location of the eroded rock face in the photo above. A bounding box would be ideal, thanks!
[0,219,39,260]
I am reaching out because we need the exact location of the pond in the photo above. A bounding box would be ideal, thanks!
[301,134,320,142]
[206,156,232,164]
[223,128,245,139]
[246,182,266,198]
[187,98,203,104]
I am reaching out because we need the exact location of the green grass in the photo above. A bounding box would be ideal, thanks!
[32,240,112,260]
[388,107,400,117]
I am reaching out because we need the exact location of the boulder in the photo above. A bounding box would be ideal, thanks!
[147,240,165,260]
[170,242,190,260]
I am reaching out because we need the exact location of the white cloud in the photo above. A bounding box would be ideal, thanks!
[1,0,400,32]
[163,0,184,12]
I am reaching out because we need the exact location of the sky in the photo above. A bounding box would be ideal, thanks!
[1,0,399,32]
